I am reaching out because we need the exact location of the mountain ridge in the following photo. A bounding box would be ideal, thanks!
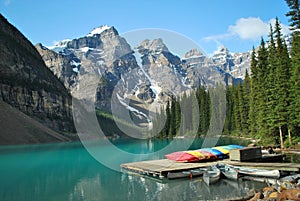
[36,25,250,134]
[0,14,76,145]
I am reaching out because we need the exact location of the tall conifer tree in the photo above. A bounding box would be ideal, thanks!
[286,0,300,135]
[248,48,258,135]
[256,38,270,140]
[265,25,278,138]
[273,18,291,148]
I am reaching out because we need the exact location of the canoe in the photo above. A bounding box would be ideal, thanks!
[165,150,214,162]
[228,164,281,178]
[212,147,230,155]
[167,168,206,179]
[186,150,207,159]
[200,150,218,160]
[200,148,226,159]
[238,168,280,178]
[165,151,201,162]
[226,145,245,149]
[203,165,221,185]
[211,145,244,158]
[242,176,278,185]
[279,173,300,182]
[217,163,238,180]
[165,144,245,162]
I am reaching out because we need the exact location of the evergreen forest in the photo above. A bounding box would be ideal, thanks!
[151,0,300,149]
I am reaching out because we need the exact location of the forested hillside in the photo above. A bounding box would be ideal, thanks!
[153,1,300,148]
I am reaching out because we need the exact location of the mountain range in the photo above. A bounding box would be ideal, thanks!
[35,25,252,128]
[0,14,271,144]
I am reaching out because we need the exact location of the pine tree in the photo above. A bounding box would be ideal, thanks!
[224,86,234,134]
[286,0,300,143]
[180,92,189,134]
[285,0,300,31]
[209,84,227,137]
[273,18,291,148]
[265,24,278,138]
[233,83,242,132]
[194,85,212,136]
[197,85,205,134]
[241,70,250,133]
[237,71,250,133]
[191,92,199,135]
[175,100,181,135]
[168,99,176,138]
[164,101,171,138]
[248,48,258,135]
[256,38,270,140]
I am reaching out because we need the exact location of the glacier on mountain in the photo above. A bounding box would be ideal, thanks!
[86,25,111,37]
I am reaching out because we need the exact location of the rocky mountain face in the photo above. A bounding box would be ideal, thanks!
[36,25,252,130]
[183,46,250,87]
[37,26,138,111]
[0,14,75,144]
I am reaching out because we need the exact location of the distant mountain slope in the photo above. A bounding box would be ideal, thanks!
[0,14,76,144]
[0,101,72,145]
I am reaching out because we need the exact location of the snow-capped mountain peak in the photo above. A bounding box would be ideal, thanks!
[214,45,229,55]
[86,25,111,37]
[47,39,72,53]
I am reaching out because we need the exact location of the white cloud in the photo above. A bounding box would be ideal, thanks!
[228,17,269,40]
[202,17,291,42]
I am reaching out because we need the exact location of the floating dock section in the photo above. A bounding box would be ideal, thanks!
[121,159,300,179]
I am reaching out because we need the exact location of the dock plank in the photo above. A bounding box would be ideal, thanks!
[121,159,216,177]
[121,159,300,179]
[226,160,300,172]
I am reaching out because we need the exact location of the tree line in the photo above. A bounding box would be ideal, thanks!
[225,0,300,148]
[151,0,300,148]
[151,85,211,139]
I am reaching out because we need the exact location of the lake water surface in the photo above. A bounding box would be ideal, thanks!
[0,138,267,201]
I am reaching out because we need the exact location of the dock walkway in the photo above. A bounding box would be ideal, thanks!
[121,159,300,179]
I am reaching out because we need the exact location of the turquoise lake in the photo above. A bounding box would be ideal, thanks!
[0,138,267,201]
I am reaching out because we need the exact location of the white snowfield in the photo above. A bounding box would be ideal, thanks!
[86,25,111,37]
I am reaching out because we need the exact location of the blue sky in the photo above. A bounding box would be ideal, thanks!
[0,0,291,56]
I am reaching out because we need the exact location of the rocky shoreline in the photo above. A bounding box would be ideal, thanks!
[247,174,300,201]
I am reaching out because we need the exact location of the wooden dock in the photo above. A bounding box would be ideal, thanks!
[121,159,300,179]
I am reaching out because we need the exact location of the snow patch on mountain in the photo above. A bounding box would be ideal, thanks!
[47,39,71,53]
[116,93,151,123]
[79,47,94,53]
[86,25,111,37]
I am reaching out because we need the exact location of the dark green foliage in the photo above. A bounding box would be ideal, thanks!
[248,48,258,135]
[287,0,300,146]
[265,25,278,136]
[164,101,171,138]
[224,15,298,147]
[223,86,235,134]
[151,84,211,138]
[168,99,176,138]
[150,3,300,146]
[175,101,181,134]
[242,70,250,133]
[196,85,211,135]
[285,0,300,31]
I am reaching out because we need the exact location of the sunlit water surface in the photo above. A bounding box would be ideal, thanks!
[0,138,272,201]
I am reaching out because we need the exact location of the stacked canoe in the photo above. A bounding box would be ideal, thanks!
[165,144,244,162]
